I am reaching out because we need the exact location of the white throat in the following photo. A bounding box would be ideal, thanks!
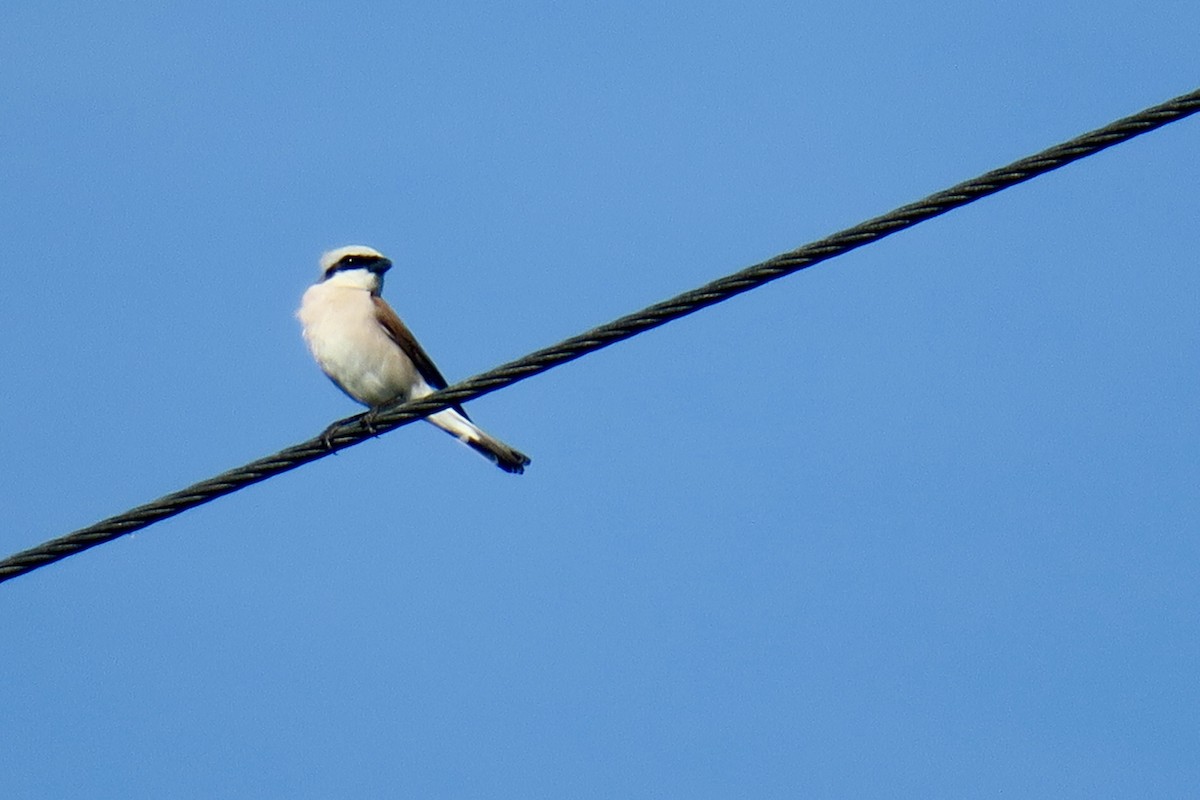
[322,268,381,293]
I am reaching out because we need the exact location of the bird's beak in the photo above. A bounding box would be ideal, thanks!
[371,258,393,275]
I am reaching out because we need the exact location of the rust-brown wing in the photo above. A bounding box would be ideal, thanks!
[371,295,471,419]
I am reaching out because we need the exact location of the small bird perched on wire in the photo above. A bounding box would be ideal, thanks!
[297,245,531,474]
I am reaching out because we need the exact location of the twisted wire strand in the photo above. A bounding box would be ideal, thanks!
[3,87,1197,585]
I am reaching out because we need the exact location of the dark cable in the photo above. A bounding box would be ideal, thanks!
[3,87,1198,585]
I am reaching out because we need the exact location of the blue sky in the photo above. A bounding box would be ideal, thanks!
[1,3,1197,797]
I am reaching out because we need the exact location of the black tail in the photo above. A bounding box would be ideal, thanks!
[466,432,532,474]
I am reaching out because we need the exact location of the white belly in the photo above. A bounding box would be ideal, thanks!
[297,284,422,408]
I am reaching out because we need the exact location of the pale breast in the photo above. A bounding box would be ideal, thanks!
[298,284,421,407]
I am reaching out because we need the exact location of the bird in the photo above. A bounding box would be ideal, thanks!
[297,245,531,474]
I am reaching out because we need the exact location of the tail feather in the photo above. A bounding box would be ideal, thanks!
[464,432,532,475]
[427,408,531,474]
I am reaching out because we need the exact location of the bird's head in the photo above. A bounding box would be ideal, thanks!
[318,245,393,291]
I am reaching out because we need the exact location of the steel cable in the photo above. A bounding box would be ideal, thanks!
[2,86,1198,585]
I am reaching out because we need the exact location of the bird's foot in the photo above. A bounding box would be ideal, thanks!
[320,412,365,450]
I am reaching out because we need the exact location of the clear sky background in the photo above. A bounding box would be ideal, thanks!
[2,3,1197,797]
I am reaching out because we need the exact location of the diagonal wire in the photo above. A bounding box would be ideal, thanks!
[2,87,1198,586]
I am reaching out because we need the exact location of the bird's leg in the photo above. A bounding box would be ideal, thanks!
[320,412,365,450]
